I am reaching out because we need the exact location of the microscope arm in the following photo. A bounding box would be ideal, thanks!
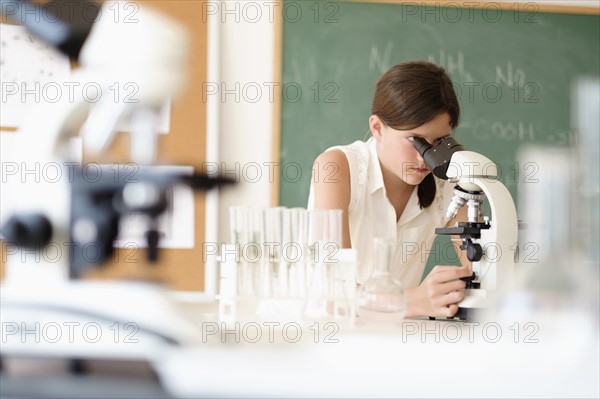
[446,151,518,291]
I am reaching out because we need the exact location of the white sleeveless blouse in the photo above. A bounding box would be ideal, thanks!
[308,138,454,287]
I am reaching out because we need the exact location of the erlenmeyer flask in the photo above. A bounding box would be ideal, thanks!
[356,238,407,323]
[303,242,355,322]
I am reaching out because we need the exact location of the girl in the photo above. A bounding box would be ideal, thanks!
[309,61,471,318]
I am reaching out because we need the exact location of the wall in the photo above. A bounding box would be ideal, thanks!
[216,2,278,244]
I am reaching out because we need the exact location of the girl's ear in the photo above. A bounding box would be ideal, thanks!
[369,115,385,142]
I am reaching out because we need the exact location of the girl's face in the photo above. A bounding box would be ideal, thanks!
[370,112,453,186]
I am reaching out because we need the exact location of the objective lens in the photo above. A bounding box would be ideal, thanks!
[446,195,466,219]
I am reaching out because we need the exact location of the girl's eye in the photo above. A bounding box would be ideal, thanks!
[407,135,450,144]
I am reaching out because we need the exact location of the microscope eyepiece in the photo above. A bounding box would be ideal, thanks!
[412,137,432,157]
[2,0,101,60]
[411,136,465,180]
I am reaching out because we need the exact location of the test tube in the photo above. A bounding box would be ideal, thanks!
[229,206,248,245]
[229,206,250,296]
[308,209,326,246]
[279,208,294,297]
[263,207,284,297]
[307,210,326,287]
[326,209,343,247]
[289,208,308,298]
[246,208,264,297]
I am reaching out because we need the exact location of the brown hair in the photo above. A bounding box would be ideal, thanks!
[371,60,460,208]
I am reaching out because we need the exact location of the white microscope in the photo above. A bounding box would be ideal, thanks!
[412,136,519,320]
[0,0,231,365]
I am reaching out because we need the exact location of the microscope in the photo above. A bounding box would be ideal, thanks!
[0,0,233,361]
[413,136,519,320]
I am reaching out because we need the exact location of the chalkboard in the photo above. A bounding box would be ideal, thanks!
[278,0,599,272]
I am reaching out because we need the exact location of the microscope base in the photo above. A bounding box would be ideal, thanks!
[0,281,202,362]
[428,288,488,321]
[427,307,479,321]
[454,306,477,321]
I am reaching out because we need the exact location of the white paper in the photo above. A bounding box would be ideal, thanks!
[114,165,195,249]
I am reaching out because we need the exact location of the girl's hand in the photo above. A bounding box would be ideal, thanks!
[406,265,472,318]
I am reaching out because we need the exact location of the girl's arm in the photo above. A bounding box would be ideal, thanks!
[311,149,352,249]
[405,205,472,318]
[405,263,471,318]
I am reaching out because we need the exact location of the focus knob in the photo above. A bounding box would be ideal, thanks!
[467,242,483,262]
[1,214,52,249]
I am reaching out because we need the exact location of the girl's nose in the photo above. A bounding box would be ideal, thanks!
[416,151,425,165]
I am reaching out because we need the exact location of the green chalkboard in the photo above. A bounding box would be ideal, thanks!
[278,1,600,272]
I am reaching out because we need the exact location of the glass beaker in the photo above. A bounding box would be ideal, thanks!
[356,238,407,323]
